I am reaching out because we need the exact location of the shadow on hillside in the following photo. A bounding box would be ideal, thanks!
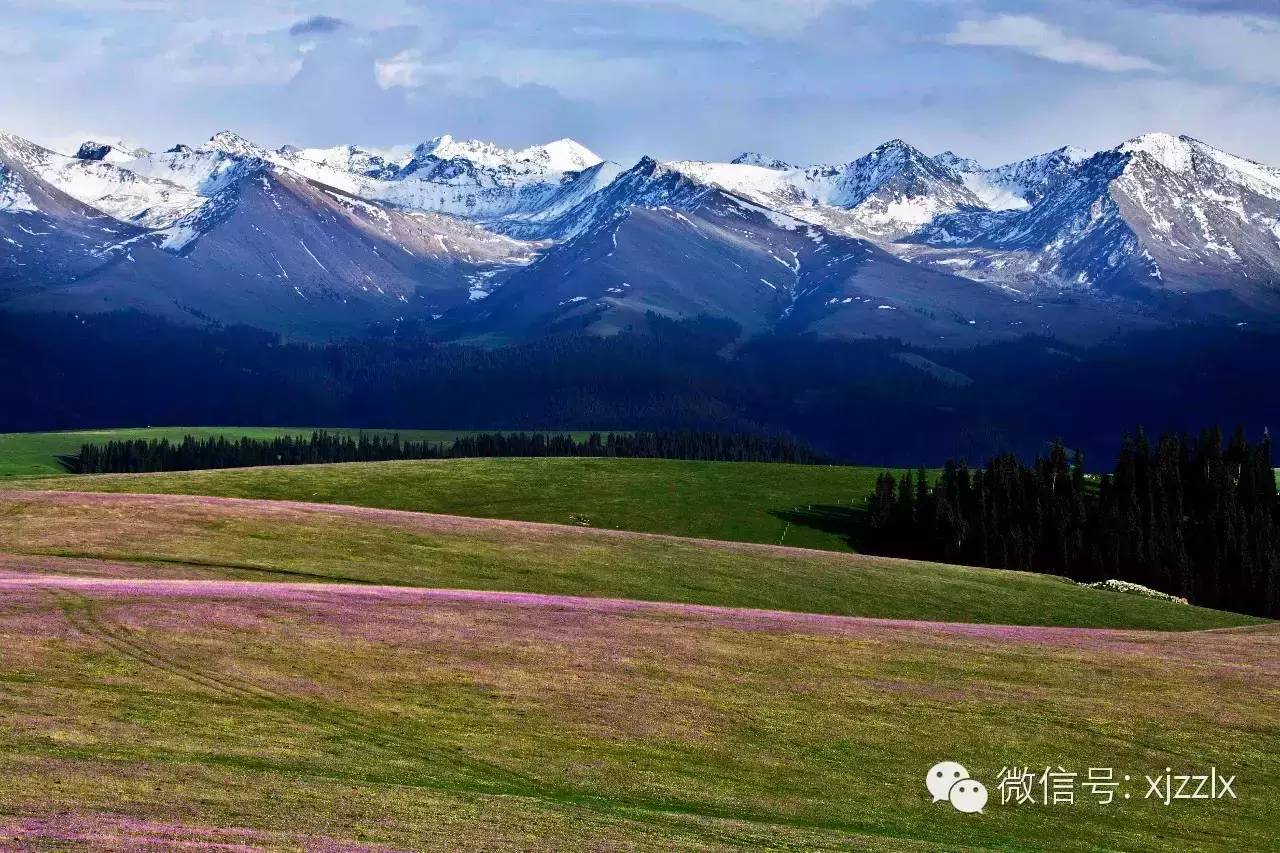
[769,504,868,549]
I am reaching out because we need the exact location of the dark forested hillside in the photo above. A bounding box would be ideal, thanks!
[5,309,1280,465]
[861,429,1280,618]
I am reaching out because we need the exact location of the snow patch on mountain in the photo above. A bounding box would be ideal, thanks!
[0,164,37,213]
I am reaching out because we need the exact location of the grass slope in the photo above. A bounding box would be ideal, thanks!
[0,427,604,479]
[14,457,884,552]
[0,491,1258,630]
[0,574,1275,850]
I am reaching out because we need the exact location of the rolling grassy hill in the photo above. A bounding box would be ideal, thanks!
[11,456,886,552]
[0,442,1275,851]
[0,490,1258,631]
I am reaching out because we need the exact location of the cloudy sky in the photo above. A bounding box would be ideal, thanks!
[3,0,1279,167]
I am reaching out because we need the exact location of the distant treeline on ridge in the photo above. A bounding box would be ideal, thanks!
[66,430,826,474]
[861,426,1280,618]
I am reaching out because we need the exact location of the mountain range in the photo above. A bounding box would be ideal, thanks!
[3,127,1279,345]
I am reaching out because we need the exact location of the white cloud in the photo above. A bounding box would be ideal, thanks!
[374,50,427,89]
[588,0,872,35]
[944,14,1162,73]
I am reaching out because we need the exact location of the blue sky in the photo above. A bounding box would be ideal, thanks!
[4,0,1279,167]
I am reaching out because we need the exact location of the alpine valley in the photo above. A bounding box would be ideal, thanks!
[4,128,1280,343]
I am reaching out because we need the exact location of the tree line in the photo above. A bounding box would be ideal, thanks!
[862,427,1280,618]
[67,429,826,474]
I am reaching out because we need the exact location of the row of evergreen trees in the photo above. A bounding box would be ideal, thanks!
[862,427,1280,617]
[68,429,825,474]
[446,430,823,462]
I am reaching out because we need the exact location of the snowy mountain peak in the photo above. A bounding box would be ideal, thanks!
[932,151,984,174]
[1119,132,1197,173]
[1114,133,1280,198]
[413,134,601,174]
[864,139,933,164]
[954,144,1094,210]
[1057,145,1090,163]
[281,143,406,179]
[633,155,664,175]
[838,139,971,195]
[1120,132,1280,212]
[848,139,968,192]
[75,140,146,164]
[536,138,603,172]
[730,152,795,170]
[204,131,267,159]
[414,134,490,163]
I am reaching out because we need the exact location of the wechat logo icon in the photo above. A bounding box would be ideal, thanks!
[927,761,988,814]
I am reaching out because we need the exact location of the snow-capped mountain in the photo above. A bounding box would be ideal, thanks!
[668,139,988,239]
[910,133,1280,306]
[263,133,617,237]
[933,146,1090,211]
[441,155,1078,344]
[409,134,601,175]
[0,130,545,336]
[0,132,208,231]
[280,144,404,180]
[730,152,795,170]
[3,126,1280,343]
[0,138,150,287]
[74,140,149,165]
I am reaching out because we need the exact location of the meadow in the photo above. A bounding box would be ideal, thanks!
[0,430,1275,849]
[0,565,1274,850]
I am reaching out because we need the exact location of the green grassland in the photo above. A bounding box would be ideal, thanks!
[0,511,1274,849]
[0,427,605,479]
[1,431,1275,848]
[13,457,885,552]
[0,491,1259,631]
